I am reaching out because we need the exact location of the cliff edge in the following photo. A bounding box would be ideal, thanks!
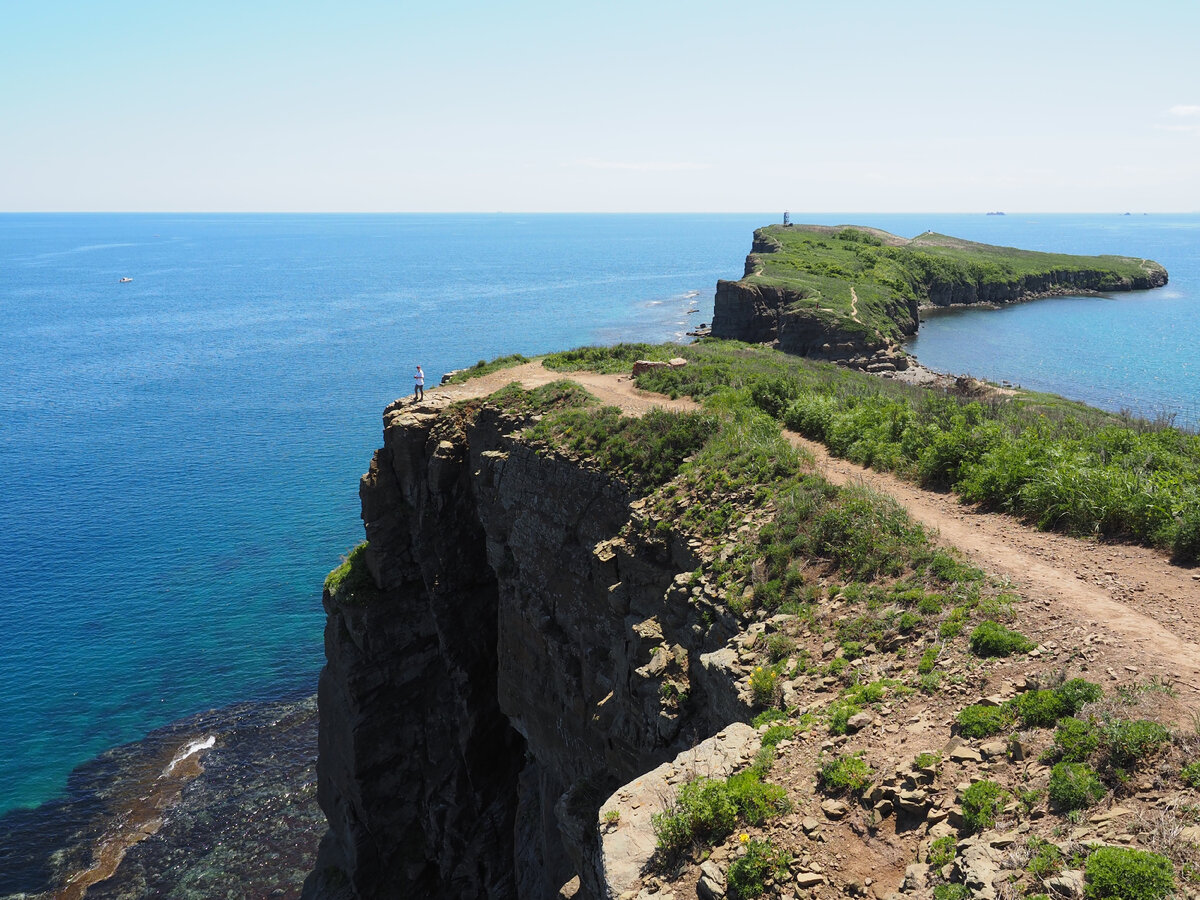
[302,391,752,900]
[711,224,1168,372]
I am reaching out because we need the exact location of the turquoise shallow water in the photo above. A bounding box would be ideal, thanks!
[0,213,759,817]
[0,212,1196,824]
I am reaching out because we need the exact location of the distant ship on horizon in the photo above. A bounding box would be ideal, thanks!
[986,211,1005,216]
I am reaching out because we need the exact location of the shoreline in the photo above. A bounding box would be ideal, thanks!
[0,691,322,900]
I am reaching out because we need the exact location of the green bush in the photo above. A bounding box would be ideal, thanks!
[727,838,791,899]
[1084,846,1175,900]
[828,700,861,735]
[968,620,1036,657]
[961,780,1008,832]
[817,753,874,794]
[1182,760,1200,788]
[957,703,1015,738]
[760,724,796,750]
[651,771,788,858]
[1173,506,1200,565]
[1056,677,1103,713]
[764,632,796,662]
[749,665,782,707]
[1048,761,1107,811]
[1012,689,1068,728]
[928,834,957,867]
[932,886,971,900]
[725,771,790,824]
[652,777,737,856]
[1026,838,1063,879]
[917,647,939,675]
[1104,719,1171,769]
[1053,717,1100,762]
[324,542,379,604]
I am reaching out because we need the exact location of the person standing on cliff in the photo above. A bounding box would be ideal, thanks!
[413,365,425,401]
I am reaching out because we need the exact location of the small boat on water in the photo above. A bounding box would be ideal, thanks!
[119,277,133,283]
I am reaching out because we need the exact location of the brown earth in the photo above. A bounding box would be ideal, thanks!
[433,361,1200,707]
[428,361,1200,898]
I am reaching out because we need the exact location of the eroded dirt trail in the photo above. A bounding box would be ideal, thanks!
[429,363,1200,704]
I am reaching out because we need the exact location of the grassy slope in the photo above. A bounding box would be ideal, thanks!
[743,224,1166,344]
[546,340,1200,563]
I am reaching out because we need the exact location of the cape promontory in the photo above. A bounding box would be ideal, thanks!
[711,224,1168,372]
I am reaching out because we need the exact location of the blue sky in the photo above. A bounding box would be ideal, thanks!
[3,0,1198,211]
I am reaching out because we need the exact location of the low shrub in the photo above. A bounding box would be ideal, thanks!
[928,834,957,867]
[760,724,797,750]
[765,632,796,662]
[961,780,1008,832]
[1052,717,1100,762]
[817,752,874,794]
[749,665,782,707]
[727,838,792,899]
[1182,760,1200,788]
[957,703,1015,739]
[1026,837,1063,879]
[1056,677,1103,713]
[932,886,971,900]
[1083,846,1175,900]
[651,771,789,858]
[828,700,861,735]
[1104,719,1171,769]
[725,771,790,825]
[1012,689,1068,728]
[969,620,1036,657]
[1048,761,1107,811]
[917,647,939,675]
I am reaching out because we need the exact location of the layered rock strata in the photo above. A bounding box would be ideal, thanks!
[303,397,747,900]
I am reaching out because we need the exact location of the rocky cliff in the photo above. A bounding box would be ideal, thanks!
[711,225,1169,372]
[303,396,749,900]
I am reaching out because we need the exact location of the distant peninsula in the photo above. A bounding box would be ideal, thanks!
[711,224,1168,373]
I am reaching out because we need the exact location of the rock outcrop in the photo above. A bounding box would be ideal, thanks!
[711,225,1169,372]
[303,397,748,900]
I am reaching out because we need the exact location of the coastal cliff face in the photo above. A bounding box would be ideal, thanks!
[303,398,744,900]
[711,226,1169,370]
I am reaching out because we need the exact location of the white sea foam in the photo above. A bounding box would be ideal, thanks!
[163,735,216,776]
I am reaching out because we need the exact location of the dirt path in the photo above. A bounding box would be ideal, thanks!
[427,363,1200,705]
[849,285,861,323]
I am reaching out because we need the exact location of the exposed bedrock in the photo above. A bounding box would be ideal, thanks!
[303,400,746,900]
[711,261,1167,371]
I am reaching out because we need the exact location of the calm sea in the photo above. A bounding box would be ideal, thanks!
[0,212,1196,823]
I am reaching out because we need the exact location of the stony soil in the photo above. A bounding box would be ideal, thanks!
[428,362,1200,900]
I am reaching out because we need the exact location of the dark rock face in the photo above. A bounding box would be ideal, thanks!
[304,401,739,900]
[712,257,1168,371]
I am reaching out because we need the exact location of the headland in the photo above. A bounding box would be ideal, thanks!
[712,224,1168,374]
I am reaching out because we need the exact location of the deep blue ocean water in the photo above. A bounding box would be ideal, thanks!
[0,212,1196,821]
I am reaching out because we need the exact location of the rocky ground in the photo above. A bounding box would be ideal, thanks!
[438,361,1200,900]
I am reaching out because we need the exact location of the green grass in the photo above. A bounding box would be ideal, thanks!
[961,779,1008,832]
[817,752,874,794]
[324,542,380,605]
[442,353,530,383]
[527,404,718,495]
[592,339,1200,563]
[1048,761,1107,811]
[738,224,1164,349]
[1084,847,1175,900]
[651,772,789,859]
[968,620,1036,657]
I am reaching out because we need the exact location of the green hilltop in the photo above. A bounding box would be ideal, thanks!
[713,224,1168,366]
